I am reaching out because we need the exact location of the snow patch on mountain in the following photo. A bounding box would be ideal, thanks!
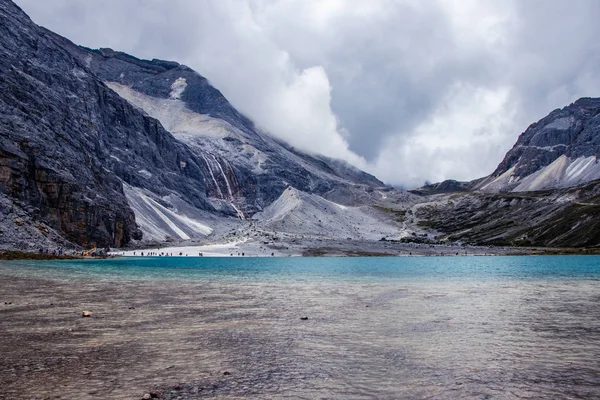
[565,156,597,182]
[138,169,153,179]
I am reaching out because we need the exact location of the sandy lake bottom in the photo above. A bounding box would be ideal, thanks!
[1,256,599,399]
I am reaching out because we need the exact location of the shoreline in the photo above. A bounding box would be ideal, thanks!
[0,251,83,261]
[3,243,600,261]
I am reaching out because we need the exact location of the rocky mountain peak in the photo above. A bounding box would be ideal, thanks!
[476,97,600,192]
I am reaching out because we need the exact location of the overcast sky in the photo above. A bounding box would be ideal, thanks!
[15,0,600,188]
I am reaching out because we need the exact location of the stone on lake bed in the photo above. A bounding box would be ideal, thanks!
[82,311,93,317]
[300,316,309,320]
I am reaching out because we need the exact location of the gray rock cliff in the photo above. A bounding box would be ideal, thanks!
[476,97,600,192]
[0,0,389,249]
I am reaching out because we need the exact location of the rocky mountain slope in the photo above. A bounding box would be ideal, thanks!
[410,98,600,248]
[0,0,410,250]
[477,98,600,192]
[412,181,600,247]
[415,98,600,196]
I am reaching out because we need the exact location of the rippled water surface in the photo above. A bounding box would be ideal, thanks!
[4,255,600,282]
[1,256,599,399]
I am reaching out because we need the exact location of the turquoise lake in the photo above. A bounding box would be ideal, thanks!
[1,256,599,399]
[3,255,600,282]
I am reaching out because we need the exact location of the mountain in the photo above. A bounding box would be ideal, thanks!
[3,0,599,252]
[412,180,600,248]
[409,179,480,196]
[0,0,407,250]
[410,98,600,248]
[476,98,600,192]
[414,98,600,196]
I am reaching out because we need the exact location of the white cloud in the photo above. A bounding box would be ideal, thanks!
[371,84,517,188]
[263,65,366,167]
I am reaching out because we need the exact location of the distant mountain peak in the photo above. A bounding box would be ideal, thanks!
[475,97,600,192]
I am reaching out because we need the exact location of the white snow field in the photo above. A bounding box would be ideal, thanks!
[169,77,187,100]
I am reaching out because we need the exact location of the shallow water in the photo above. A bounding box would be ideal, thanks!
[4,255,600,282]
[0,256,599,399]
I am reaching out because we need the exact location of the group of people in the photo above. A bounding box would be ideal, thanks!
[132,251,204,257]
[127,251,276,257]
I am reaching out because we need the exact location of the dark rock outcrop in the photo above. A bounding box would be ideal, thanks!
[410,179,481,196]
[415,180,600,248]
[0,0,218,248]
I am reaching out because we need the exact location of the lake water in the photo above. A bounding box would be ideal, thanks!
[4,255,600,282]
[1,256,599,399]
